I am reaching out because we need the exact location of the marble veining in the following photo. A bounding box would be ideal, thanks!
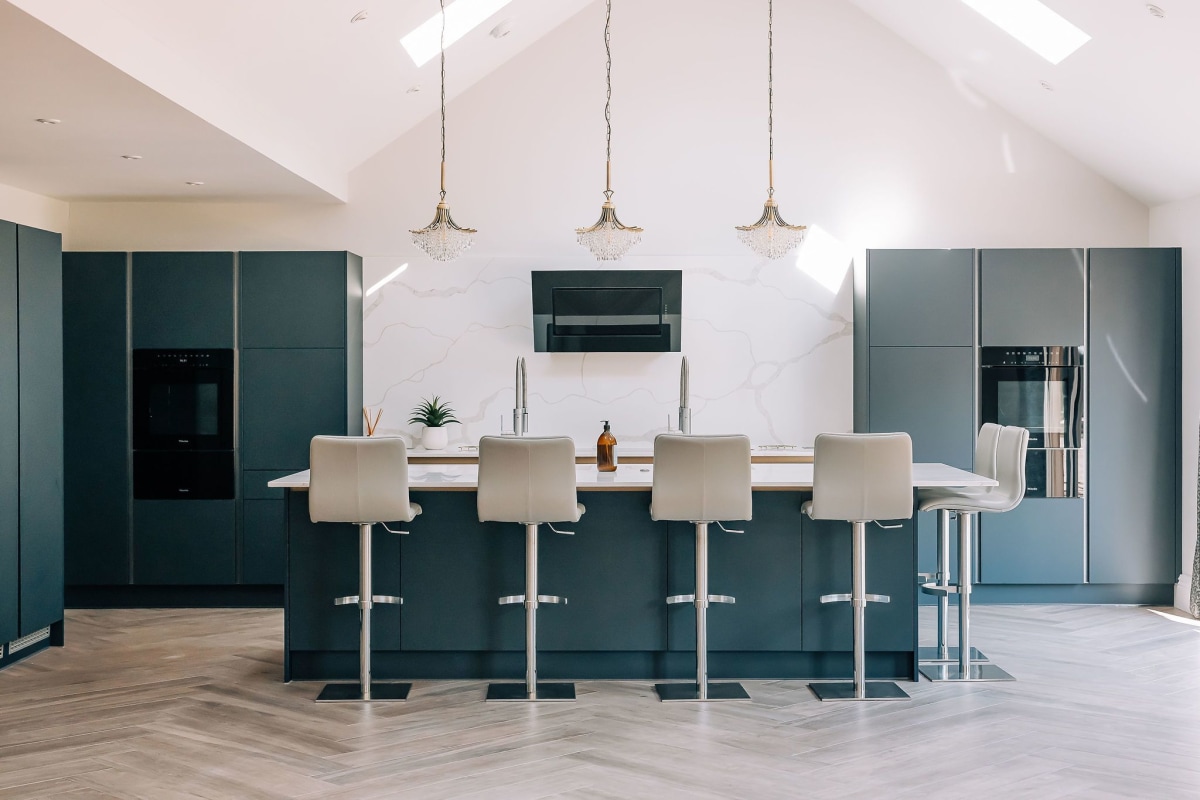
[363,254,852,449]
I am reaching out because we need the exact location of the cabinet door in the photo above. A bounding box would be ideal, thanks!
[17,225,64,634]
[868,345,975,584]
[0,222,17,643]
[241,470,292,585]
[241,349,347,471]
[867,249,975,346]
[1088,248,1180,584]
[240,252,348,349]
[63,253,130,585]
[132,252,234,348]
[133,500,235,584]
[979,498,1084,584]
[980,249,1085,346]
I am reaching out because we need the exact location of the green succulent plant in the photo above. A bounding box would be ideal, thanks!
[408,395,460,428]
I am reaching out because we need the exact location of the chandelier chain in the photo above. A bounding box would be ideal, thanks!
[604,0,613,200]
[439,0,447,200]
[768,0,774,197]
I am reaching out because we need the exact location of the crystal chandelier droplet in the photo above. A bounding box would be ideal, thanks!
[576,0,643,261]
[410,0,476,262]
[736,0,806,260]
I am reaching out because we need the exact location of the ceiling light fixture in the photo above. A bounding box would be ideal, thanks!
[1146,4,1166,18]
[185,181,205,186]
[1039,80,1055,91]
[401,0,513,67]
[575,0,642,262]
[489,19,512,39]
[351,10,369,23]
[35,118,60,125]
[410,0,477,262]
[121,155,143,160]
[406,85,422,94]
[736,0,806,261]
[960,0,1091,65]
[366,263,410,296]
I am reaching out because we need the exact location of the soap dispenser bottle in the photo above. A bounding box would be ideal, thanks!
[597,420,617,472]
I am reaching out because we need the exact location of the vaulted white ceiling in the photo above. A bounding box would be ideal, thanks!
[2,0,1197,207]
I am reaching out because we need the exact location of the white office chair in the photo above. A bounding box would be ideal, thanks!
[477,435,584,701]
[651,434,752,702]
[918,425,1029,682]
[917,422,1002,667]
[308,435,422,702]
[803,432,913,701]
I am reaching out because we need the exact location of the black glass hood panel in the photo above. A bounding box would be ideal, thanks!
[532,270,682,352]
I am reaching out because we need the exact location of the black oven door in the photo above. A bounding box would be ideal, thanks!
[132,350,234,450]
[981,365,1083,450]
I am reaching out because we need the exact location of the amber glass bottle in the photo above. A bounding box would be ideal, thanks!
[597,420,617,472]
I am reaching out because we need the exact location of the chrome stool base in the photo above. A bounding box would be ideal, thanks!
[316,682,411,702]
[486,682,576,702]
[918,645,988,665]
[920,663,1015,683]
[809,681,910,702]
[654,682,750,702]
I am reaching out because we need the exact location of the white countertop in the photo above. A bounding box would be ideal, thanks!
[268,462,996,492]
[405,442,814,460]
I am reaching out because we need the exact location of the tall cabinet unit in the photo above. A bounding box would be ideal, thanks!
[238,252,363,585]
[1087,248,1181,586]
[856,249,976,581]
[0,221,64,667]
[63,253,130,586]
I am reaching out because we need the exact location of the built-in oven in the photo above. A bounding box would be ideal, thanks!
[132,349,235,499]
[981,346,1084,498]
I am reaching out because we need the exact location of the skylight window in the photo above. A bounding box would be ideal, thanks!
[961,0,1091,65]
[401,0,514,67]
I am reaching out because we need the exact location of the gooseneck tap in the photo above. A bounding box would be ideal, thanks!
[678,355,691,434]
[513,356,528,436]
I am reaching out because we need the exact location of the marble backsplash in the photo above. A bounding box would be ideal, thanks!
[362,253,853,450]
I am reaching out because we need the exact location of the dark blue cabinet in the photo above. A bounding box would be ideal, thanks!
[979,498,1085,584]
[866,249,975,347]
[132,252,234,348]
[1087,248,1181,584]
[0,222,18,645]
[63,253,130,586]
[980,249,1085,346]
[240,252,355,349]
[1,221,64,654]
[133,500,236,585]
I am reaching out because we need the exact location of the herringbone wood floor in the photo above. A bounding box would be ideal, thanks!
[1,605,1199,798]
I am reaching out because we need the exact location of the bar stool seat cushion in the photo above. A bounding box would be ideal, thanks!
[309,436,421,524]
[917,426,1028,515]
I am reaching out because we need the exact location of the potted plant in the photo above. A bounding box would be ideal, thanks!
[409,395,460,450]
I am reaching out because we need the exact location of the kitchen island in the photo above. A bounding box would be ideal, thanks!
[272,462,993,684]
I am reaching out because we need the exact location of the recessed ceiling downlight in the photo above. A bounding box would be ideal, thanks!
[121,155,143,160]
[1040,80,1054,91]
[406,85,422,94]
[351,10,368,23]
[185,181,205,186]
[35,118,61,125]
[489,19,512,39]
[1147,4,1166,18]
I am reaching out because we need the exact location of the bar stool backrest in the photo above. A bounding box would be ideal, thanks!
[651,434,752,522]
[477,436,581,524]
[990,426,1029,511]
[809,432,913,523]
[975,423,1003,479]
[309,436,415,524]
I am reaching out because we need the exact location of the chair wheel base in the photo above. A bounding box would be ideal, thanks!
[315,682,411,702]
[920,663,1015,682]
[486,682,576,701]
[808,681,910,702]
[918,645,988,665]
[654,682,750,702]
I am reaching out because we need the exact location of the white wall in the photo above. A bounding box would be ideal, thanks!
[0,181,68,233]
[64,0,1149,446]
[1150,196,1199,613]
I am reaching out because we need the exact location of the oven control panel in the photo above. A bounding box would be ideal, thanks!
[980,346,1082,367]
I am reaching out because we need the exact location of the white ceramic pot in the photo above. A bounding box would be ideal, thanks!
[421,426,449,451]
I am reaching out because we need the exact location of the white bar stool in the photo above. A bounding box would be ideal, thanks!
[308,435,422,702]
[918,422,1002,667]
[477,435,584,702]
[918,425,1029,683]
[804,432,913,702]
[651,433,752,702]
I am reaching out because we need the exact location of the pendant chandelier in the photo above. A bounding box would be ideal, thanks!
[736,0,806,260]
[575,0,642,261]
[411,0,476,262]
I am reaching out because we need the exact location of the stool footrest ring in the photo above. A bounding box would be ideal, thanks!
[334,595,359,606]
[666,594,696,605]
[920,582,958,597]
[708,594,736,604]
[371,595,402,605]
[536,594,566,604]
[819,592,890,604]
[498,594,525,605]
[820,593,851,603]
